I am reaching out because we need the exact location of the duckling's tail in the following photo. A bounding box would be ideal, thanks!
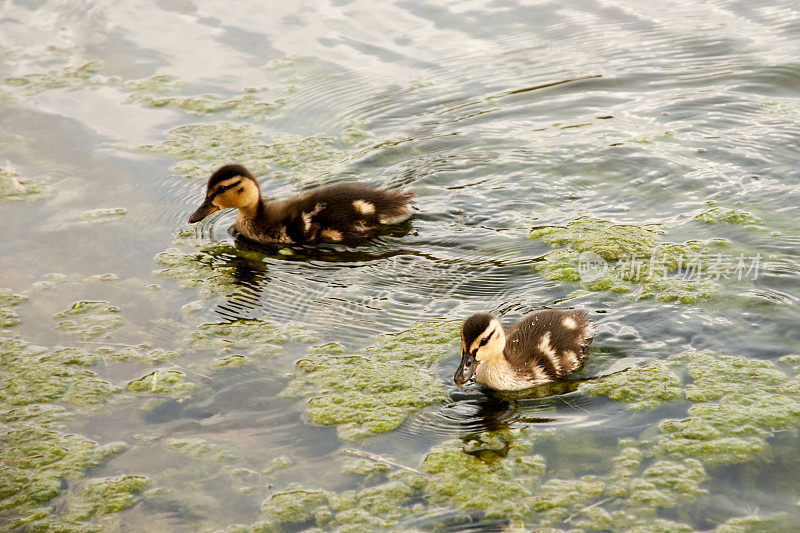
[378,190,416,224]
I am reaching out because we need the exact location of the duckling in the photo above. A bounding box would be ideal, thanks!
[188,164,416,244]
[454,309,592,391]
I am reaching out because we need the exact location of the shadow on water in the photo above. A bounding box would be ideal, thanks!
[402,377,596,443]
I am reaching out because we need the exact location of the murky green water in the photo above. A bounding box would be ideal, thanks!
[2,0,800,530]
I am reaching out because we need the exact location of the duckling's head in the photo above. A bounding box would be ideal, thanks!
[454,313,506,386]
[188,164,262,223]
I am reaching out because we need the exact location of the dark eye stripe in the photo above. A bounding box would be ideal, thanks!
[209,180,243,200]
[478,329,495,347]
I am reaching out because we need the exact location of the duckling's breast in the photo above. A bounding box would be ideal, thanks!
[475,356,549,390]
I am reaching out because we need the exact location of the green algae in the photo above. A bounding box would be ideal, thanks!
[127,369,197,398]
[213,354,252,368]
[582,363,683,410]
[254,430,710,531]
[695,207,762,226]
[253,349,800,531]
[97,345,178,365]
[0,61,108,101]
[53,301,122,341]
[185,319,316,357]
[259,469,427,530]
[529,216,739,303]
[530,216,659,261]
[422,435,537,519]
[264,456,294,474]
[65,475,149,521]
[0,164,49,202]
[262,490,330,524]
[166,438,238,463]
[153,244,243,298]
[283,321,459,440]
[125,74,284,118]
[140,121,372,182]
[0,288,26,328]
[588,350,800,465]
[81,207,127,223]
[656,352,800,464]
[0,339,117,407]
[0,335,128,527]
[340,457,389,476]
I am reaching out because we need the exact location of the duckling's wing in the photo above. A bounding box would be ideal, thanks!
[292,183,415,240]
[505,309,592,380]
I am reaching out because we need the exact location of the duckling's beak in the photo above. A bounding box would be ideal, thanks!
[454,350,478,386]
[189,198,219,223]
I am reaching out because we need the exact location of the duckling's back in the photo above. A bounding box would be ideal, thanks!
[280,183,415,242]
[505,309,592,380]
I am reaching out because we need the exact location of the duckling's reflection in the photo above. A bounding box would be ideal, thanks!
[230,222,420,263]
[207,224,423,320]
[448,378,587,437]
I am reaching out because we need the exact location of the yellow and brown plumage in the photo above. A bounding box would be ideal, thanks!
[188,164,416,244]
[455,309,592,391]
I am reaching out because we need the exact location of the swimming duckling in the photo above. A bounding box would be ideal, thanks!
[188,164,416,244]
[454,309,592,391]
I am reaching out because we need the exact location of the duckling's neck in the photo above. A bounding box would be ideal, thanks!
[237,198,264,221]
[235,199,269,237]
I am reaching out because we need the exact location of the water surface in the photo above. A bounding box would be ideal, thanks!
[1,0,800,530]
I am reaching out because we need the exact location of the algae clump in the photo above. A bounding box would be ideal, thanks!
[530,216,659,261]
[246,348,799,531]
[582,362,682,410]
[81,207,127,223]
[421,433,538,519]
[0,339,117,407]
[656,351,800,464]
[186,319,316,357]
[695,207,761,226]
[65,475,149,521]
[153,244,245,298]
[529,216,736,303]
[140,121,372,182]
[0,336,128,527]
[283,321,459,439]
[53,301,122,341]
[0,288,27,328]
[127,369,197,398]
[586,350,800,465]
[1,61,107,101]
[125,74,284,119]
[166,438,238,463]
[0,164,49,202]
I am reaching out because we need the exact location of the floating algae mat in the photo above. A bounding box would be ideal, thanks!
[528,215,758,303]
[283,321,459,440]
[125,74,285,119]
[140,122,374,182]
[257,349,800,530]
[4,1,800,530]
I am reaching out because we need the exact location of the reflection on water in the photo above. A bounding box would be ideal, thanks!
[2,0,800,530]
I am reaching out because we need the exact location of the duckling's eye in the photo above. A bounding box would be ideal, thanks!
[478,331,493,347]
[237,187,244,193]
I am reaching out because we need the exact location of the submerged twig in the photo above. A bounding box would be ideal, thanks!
[3,454,43,465]
[4,159,26,193]
[343,448,427,476]
[77,340,136,347]
[563,496,615,523]
[169,361,212,380]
